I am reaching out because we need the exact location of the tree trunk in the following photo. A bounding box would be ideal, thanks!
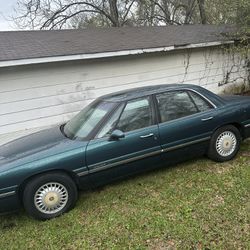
[197,0,207,24]
[161,0,171,24]
[108,0,120,27]
[184,0,195,24]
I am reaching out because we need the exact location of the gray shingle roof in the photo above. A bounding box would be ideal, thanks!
[0,25,235,62]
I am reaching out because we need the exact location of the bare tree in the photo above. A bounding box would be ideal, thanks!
[12,0,223,29]
[13,0,137,29]
[12,0,209,29]
[184,0,197,24]
[146,0,200,25]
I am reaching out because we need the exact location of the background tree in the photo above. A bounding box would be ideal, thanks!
[13,0,210,29]
[12,0,249,31]
[203,0,249,53]
[13,0,138,29]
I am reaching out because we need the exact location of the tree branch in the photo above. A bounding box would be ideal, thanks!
[40,1,116,29]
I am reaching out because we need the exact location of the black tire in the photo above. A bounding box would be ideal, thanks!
[23,172,78,220]
[207,125,241,162]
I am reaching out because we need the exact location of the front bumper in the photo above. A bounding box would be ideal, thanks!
[0,187,21,214]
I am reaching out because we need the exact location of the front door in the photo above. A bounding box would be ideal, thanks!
[86,96,161,186]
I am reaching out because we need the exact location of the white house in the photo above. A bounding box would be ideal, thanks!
[0,25,248,144]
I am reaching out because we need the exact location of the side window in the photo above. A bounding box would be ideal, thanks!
[96,104,124,138]
[156,91,198,123]
[188,91,213,112]
[116,97,153,132]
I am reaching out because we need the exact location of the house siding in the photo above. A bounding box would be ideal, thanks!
[0,46,247,143]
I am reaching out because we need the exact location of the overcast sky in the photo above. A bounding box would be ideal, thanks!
[0,0,17,30]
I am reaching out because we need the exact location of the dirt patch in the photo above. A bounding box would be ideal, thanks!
[206,162,235,174]
[147,238,177,250]
[212,195,225,207]
[241,152,250,157]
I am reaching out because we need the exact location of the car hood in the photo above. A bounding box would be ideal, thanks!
[0,126,87,167]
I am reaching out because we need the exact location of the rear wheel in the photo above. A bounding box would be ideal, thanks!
[23,172,78,220]
[207,125,241,162]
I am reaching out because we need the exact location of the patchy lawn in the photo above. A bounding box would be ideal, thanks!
[0,141,249,250]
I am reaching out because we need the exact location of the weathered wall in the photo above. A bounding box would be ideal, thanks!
[0,46,248,143]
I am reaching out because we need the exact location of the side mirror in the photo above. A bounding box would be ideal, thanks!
[109,129,125,141]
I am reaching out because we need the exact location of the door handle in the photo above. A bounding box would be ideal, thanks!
[140,133,154,138]
[201,117,213,122]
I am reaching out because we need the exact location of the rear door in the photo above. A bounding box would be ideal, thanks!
[155,89,219,162]
[86,96,162,186]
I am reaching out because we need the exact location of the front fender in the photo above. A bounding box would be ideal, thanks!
[0,146,88,192]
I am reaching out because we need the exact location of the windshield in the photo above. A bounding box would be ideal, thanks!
[63,100,116,140]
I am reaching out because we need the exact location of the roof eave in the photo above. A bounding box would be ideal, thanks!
[0,40,234,68]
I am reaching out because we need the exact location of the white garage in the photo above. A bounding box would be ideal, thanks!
[0,25,248,144]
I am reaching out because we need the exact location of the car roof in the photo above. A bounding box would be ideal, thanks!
[100,84,202,102]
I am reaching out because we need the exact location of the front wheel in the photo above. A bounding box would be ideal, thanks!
[23,172,78,220]
[207,125,241,162]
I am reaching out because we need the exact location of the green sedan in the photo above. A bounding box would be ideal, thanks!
[0,84,250,220]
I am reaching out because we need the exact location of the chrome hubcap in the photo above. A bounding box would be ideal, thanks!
[216,131,237,157]
[34,182,68,214]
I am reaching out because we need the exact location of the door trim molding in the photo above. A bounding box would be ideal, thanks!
[0,191,16,199]
[75,148,162,176]
[74,136,211,177]
[162,137,211,152]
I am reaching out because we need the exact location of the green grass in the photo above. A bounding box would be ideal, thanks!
[0,141,250,250]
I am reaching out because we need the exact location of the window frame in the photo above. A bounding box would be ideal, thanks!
[94,102,126,139]
[187,90,214,112]
[93,95,157,139]
[153,88,216,125]
[115,95,157,134]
